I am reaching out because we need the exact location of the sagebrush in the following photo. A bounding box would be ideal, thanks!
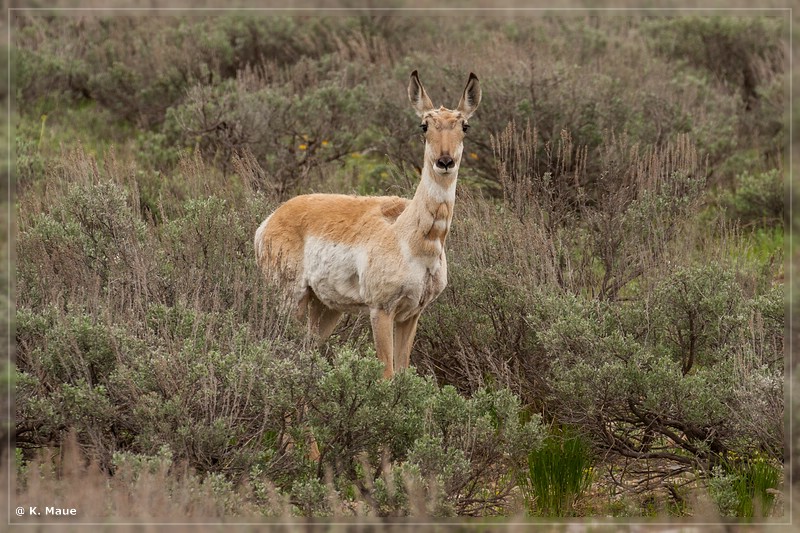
[11,11,787,520]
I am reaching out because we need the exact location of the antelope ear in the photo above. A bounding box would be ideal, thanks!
[456,72,481,119]
[408,70,434,117]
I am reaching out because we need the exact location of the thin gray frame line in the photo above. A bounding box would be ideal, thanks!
[6,6,795,11]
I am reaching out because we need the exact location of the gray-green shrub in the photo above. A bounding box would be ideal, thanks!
[12,13,786,518]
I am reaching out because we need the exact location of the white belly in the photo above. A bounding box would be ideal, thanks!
[303,236,368,311]
[301,236,448,319]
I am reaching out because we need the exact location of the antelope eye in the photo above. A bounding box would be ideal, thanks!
[462,123,470,133]
[420,123,428,133]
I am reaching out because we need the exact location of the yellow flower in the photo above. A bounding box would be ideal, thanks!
[380,172,388,178]
[469,152,479,160]
[321,140,330,147]
[350,152,361,158]
[298,144,308,151]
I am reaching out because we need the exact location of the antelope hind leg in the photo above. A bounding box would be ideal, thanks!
[308,292,343,344]
[370,308,395,379]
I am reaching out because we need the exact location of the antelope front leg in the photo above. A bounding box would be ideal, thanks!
[370,308,395,379]
[393,313,420,372]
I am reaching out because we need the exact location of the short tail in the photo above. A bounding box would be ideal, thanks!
[254,214,272,266]
[254,213,303,314]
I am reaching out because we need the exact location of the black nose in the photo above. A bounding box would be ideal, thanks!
[436,155,454,170]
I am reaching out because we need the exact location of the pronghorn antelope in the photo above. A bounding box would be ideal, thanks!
[255,70,481,378]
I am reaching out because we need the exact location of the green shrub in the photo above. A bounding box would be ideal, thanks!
[645,16,787,184]
[15,301,309,474]
[708,456,781,518]
[305,353,544,516]
[290,477,332,517]
[309,348,435,478]
[490,120,705,300]
[166,74,376,197]
[14,117,47,187]
[13,45,90,107]
[15,296,543,516]
[647,16,786,110]
[160,196,248,280]
[721,168,785,227]
[16,180,150,311]
[14,15,336,127]
[15,308,142,453]
[403,385,543,516]
[545,262,783,481]
[653,263,746,374]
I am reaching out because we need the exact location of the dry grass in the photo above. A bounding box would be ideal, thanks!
[6,437,789,531]
[8,433,513,527]
[9,436,251,524]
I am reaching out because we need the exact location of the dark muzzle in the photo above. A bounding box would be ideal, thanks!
[436,155,454,170]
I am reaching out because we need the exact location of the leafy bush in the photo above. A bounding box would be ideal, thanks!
[545,263,783,479]
[653,263,746,374]
[359,383,544,517]
[166,70,379,197]
[16,167,151,300]
[410,385,543,516]
[647,16,786,110]
[491,121,706,299]
[308,349,433,477]
[708,455,781,518]
[721,168,785,227]
[645,16,787,184]
[14,15,344,128]
[14,115,47,187]
[16,294,543,517]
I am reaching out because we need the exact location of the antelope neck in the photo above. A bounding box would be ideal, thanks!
[396,162,457,255]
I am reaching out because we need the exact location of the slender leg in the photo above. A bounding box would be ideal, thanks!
[294,288,311,322]
[301,403,321,462]
[393,314,420,372]
[317,308,343,343]
[307,292,343,344]
[282,407,321,463]
[370,308,395,379]
[306,292,322,338]
[288,292,325,463]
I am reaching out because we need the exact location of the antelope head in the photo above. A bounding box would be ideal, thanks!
[408,70,482,178]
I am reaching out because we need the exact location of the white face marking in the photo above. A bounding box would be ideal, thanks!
[452,143,464,170]
[422,171,457,204]
[426,141,464,177]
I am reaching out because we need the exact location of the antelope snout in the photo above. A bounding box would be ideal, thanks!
[435,155,454,170]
